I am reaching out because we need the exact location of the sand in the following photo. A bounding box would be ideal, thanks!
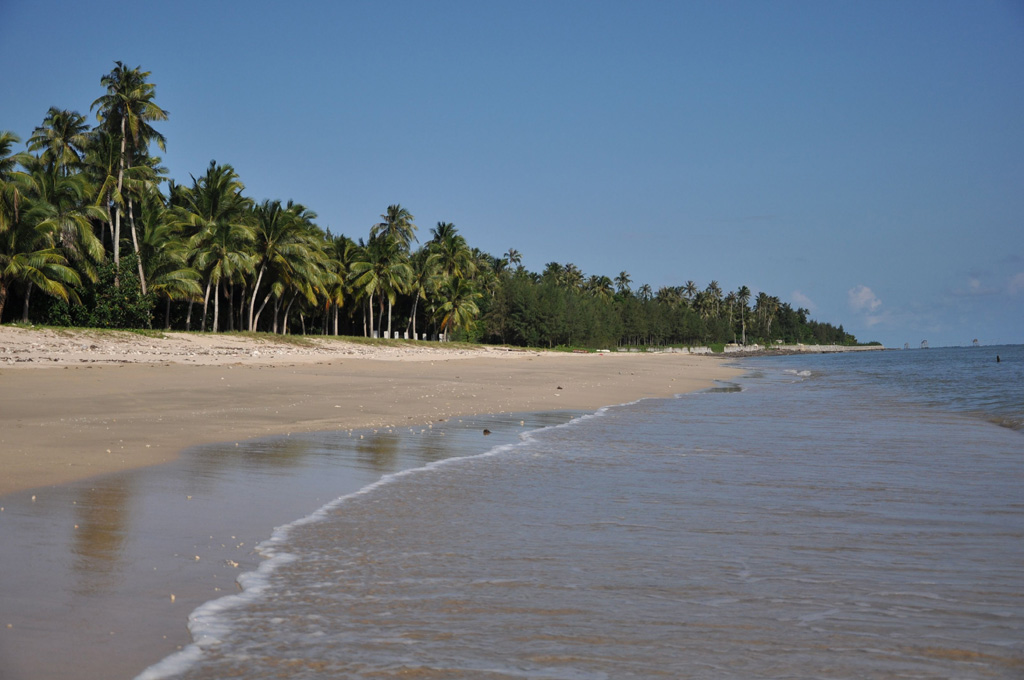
[0,326,740,680]
[0,326,738,496]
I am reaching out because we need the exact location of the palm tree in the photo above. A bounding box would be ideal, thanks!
[137,194,201,329]
[682,280,698,303]
[405,246,438,338]
[370,204,417,252]
[428,222,474,281]
[724,291,738,341]
[91,61,168,275]
[323,233,356,335]
[754,292,779,341]
[19,158,105,317]
[0,186,82,322]
[248,199,319,331]
[560,263,584,290]
[349,234,410,338]
[615,270,632,295]
[637,283,653,302]
[436,277,481,340]
[27,108,90,177]
[0,131,29,235]
[736,285,751,345]
[505,248,522,268]
[706,280,722,317]
[693,290,713,320]
[587,275,615,302]
[174,161,253,331]
[656,285,683,307]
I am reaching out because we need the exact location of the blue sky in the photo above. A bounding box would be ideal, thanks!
[2,0,1022,347]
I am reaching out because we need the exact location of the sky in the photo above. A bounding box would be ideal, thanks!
[2,0,1022,347]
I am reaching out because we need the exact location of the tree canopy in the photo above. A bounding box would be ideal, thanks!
[0,63,860,348]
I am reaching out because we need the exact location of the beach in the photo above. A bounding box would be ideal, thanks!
[0,326,740,679]
[0,326,738,496]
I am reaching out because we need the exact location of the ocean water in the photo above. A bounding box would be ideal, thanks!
[139,345,1023,680]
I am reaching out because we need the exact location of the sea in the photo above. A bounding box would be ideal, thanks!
[137,345,1023,680]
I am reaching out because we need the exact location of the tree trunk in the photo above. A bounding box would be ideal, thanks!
[254,291,273,331]
[0,281,7,322]
[21,283,32,323]
[272,297,281,334]
[367,293,374,337]
[407,295,419,337]
[164,297,171,330]
[333,305,339,336]
[386,297,393,339]
[186,300,194,331]
[113,117,127,274]
[201,278,213,332]
[248,264,266,330]
[213,279,222,333]
[128,198,147,295]
[299,312,306,336]
[283,296,296,335]
[227,283,234,332]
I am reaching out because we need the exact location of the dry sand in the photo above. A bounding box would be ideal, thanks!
[0,326,739,495]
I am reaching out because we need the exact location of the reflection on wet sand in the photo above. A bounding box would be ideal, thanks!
[0,412,574,680]
[72,480,133,595]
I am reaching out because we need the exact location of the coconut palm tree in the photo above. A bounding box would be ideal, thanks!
[405,246,438,338]
[587,275,615,302]
[0,185,82,322]
[248,199,320,331]
[135,193,200,328]
[323,233,356,335]
[349,234,410,338]
[174,161,253,331]
[91,61,168,274]
[370,204,417,253]
[436,277,481,340]
[682,280,698,303]
[736,285,751,344]
[0,131,31,236]
[428,222,474,281]
[615,270,632,295]
[27,108,91,177]
[560,263,584,290]
[504,248,522,268]
[19,158,105,317]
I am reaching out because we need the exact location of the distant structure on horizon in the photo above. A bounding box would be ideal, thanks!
[921,340,929,349]
[973,338,980,346]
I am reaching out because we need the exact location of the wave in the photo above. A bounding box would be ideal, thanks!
[134,405,630,680]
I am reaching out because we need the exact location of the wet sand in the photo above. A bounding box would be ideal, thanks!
[0,328,739,679]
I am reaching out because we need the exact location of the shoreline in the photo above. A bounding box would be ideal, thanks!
[0,326,741,496]
[0,326,743,680]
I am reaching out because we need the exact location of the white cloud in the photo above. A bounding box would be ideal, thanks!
[1008,272,1024,295]
[848,285,882,313]
[791,290,815,311]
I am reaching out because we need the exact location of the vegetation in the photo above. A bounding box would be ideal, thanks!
[1,63,858,348]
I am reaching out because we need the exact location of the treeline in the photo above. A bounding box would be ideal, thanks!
[1,62,858,348]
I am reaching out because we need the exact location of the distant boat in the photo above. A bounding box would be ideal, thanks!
[921,340,929,349]
[973,339,980,347]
